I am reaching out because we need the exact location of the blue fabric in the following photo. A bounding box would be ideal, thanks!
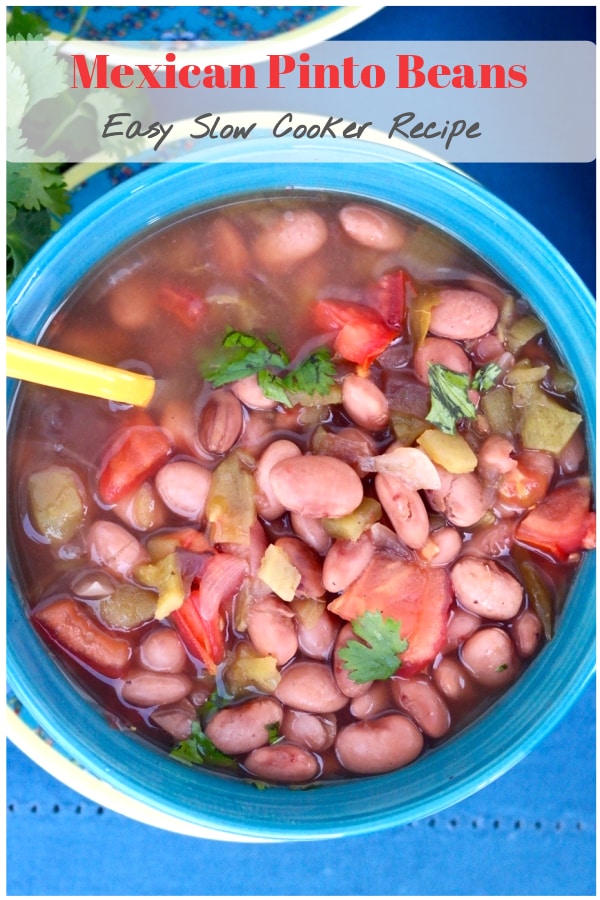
[6,6,596,896]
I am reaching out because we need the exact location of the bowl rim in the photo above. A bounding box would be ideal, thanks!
[6,146,596,841]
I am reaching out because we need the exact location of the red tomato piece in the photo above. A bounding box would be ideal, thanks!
[98,426,172,505]
[497,452,554,509]
[158,284,205,329]
[367,268,416,329]
[171,553,247,672]
[171,590,224,674]
[515,478,596,561]
[314,299,399,371]
[328,556,453,677]
[33,598,132,678]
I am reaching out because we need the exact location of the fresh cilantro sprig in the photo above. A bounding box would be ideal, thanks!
[202,329,337,407]
[426,362,502,434]
[170,720,237,769]
[338,610,409,684]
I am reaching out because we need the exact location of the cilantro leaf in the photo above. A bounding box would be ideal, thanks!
[338,610,408,683]
[7,7,51,39]
[471,362,502,392]
[170,720,237,769]
[202,330,337,406]
[426,362,502,434]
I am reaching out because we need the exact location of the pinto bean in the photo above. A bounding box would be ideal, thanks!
[87,520,148,578]
[274,536,325,598]
[107,275,155,331]
[295,605,339,660]
[275,661,349,713]
[205,697,283,755]
[451,557,523,620]
[231,373,278,410]
[418,526,462,567]
[341,374,389,432]
[349,681,392,719]
[338,203,407,251]
[155,460,212,521]
[114,481,168,533]
[333,623,373,699]
[559,429,586,475]
[375,472,430,549]
[150,698,196,742]
[269,455,364,518]
[139,627,188,674]
[443,608,482,651]
[281,709,337,752]
[255,440,302,520]
[208,216,250,277]
[477,434,518,482]
[512,609,544,658]
[253,209,328,271]
[246,596,298,667]
[290,513,333,555]
[465,519,516,558]
[427,468,490,528]
[197,389,244,455]
[390,676,451,738]
[120,670,192,707]
[335,714,423,775]
[413,337,472,385]
[322,530,374,593]
[432,655,476,702]
[243,743,320,783]
[312,425,377,472]
[461,627,520,688]
[428,288,499,340]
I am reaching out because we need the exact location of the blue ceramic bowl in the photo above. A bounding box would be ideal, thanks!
[7,142,596,841]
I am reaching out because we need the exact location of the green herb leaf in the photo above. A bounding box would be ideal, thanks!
[266,721,283,744]
[7,7,51,39]
[471,362,502,392]
[426,364,477,435]
[338,610,408,684]
[170,720,237,769]
[202,330,337,406]
[426,362,502,434]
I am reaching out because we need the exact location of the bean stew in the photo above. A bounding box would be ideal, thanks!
[7,193,596,785]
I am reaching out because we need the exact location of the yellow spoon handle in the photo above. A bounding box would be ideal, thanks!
[6,337,156,408]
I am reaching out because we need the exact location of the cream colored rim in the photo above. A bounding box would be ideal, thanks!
[7,706,278,841]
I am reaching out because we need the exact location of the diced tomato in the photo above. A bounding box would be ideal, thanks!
[158,283,205,329]
[171,590,224,674]
[327,555,452,676]
[33,598,132,678]
[367,268,416,329]
[497,451,554,509]
[515,478,596,561]
[171,553,247,673]
[314,298,399,372]
[98,425,172,505]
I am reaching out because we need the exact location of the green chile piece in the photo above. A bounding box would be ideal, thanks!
[28,465,85,544]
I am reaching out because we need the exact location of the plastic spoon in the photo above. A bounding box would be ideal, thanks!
[6,336,156,407]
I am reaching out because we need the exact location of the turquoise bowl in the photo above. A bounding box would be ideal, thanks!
[7,142,596,841]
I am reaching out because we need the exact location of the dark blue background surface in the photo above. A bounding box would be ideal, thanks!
[6,6,596,897]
